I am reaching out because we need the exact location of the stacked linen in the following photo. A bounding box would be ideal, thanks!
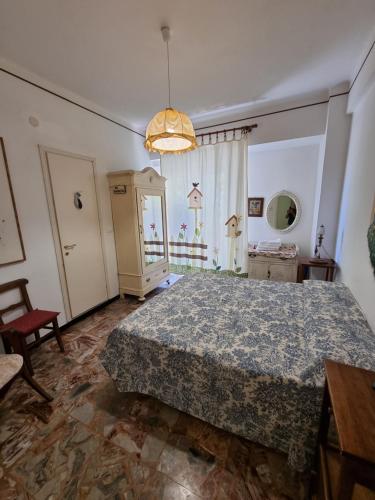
[256,239,281,252]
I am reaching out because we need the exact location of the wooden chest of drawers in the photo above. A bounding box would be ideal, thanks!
[248,253,298,282]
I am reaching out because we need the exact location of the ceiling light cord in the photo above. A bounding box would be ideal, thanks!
[166,38,171,108]
[144,26,197,154]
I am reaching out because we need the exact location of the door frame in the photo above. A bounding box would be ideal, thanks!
[39,145,109,321]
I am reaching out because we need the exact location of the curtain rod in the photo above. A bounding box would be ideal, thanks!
[196,124,257,139]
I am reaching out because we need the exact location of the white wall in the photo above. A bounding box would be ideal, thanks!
[248,103,328,146]
[315,92,352,258]
[0,71,149,326]
[336,80,375,332]
[248,137,323,255]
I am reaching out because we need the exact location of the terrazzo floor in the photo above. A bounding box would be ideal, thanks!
[1,277,309,499]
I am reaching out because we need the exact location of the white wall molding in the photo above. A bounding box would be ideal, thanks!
[0,57,144,137]
[192,90,329,129]
[348,41,375,113]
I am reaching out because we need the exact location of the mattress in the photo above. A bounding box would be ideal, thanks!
[100,273,375,470]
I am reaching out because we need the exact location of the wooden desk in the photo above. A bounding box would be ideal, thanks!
[318,360,375,499]
[297,257,336,283]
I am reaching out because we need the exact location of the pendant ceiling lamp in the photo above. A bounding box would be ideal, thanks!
[144,26,197,154]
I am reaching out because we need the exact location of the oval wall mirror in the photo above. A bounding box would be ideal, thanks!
[266,191,301,233]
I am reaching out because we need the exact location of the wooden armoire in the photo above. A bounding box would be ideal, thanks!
[108,167,169,301]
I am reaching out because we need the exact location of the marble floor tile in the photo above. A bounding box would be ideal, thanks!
[172,414,232,467]
[13,417,99,500]
[140,470,200,499]
[0,469,31,500]
[157,435,217,497]
[73,439,150,499]
[0,415,40,468]
[226,437,305,500]
[0,377,41,414]
[0,408,36,446]
[0,276,307,500]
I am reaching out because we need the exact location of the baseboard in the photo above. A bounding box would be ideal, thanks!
[60,295,120,332]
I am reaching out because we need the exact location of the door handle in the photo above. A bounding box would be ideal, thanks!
[63,244,77,250]
[267,269,271,279]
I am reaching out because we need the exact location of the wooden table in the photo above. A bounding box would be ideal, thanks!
[318,360,375,499]
[297,256,336,283]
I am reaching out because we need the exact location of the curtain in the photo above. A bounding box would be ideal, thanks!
[161,138,248,276]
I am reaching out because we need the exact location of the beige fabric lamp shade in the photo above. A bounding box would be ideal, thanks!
[144,107,198,154]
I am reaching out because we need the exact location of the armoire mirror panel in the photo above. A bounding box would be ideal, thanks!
[142,194,165,266]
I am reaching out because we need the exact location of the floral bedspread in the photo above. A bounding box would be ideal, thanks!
[100,274,375,470]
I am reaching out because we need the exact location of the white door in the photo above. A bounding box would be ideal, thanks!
[46,151,108,317]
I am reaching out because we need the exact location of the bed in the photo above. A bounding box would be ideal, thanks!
[100,274,375,470]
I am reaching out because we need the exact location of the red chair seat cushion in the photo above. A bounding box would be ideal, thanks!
[1,309,60,336]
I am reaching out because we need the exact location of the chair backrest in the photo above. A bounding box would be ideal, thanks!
[0,279,32,326]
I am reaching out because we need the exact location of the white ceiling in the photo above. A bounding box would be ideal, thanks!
[0,0,374,131]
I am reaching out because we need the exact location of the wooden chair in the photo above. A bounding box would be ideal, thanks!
[0,352,53,402]
[0,279,64,375]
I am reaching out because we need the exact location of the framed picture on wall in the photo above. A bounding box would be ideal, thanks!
[248,197,264,217]
[0,138,26,266]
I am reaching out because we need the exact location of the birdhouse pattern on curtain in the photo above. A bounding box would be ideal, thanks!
[169,183,208,267]
[168,182,245,274]
[187,183,203,209]
[225,215,241,238]
[225,214,243,272]
[161,136,248,276]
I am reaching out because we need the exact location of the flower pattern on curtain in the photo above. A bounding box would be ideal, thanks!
[161,138,248,275]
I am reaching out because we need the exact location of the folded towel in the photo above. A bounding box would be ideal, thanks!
[257,247,281,252]
[258,243,281,248]
[257,239,281,251]
[258,239,281,245]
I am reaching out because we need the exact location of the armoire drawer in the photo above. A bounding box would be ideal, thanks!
[143,265,169,287]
